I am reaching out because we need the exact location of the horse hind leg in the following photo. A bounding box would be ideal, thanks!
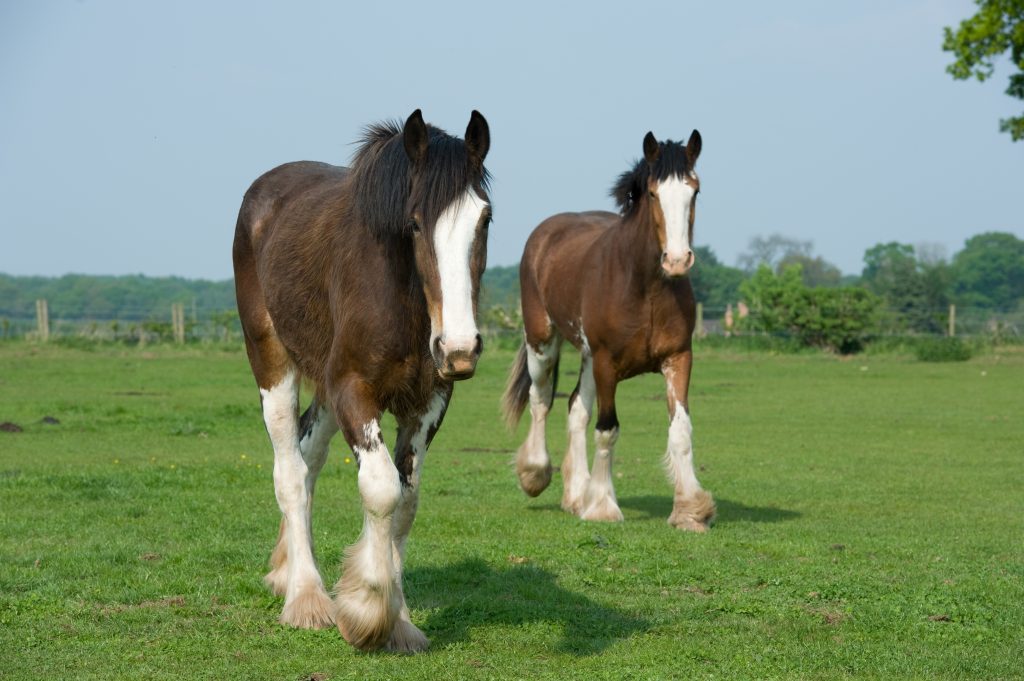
[515,334,560,496]
[561,351,594,513]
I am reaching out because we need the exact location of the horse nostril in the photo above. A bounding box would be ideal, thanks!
[474,334,483,356]
[433,336,444,357]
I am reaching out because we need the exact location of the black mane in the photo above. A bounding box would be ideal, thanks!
[610,140,692,216]
[351,120,490,239]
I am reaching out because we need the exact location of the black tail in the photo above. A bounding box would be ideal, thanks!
[501,343,531,429]
[501,341,560,430]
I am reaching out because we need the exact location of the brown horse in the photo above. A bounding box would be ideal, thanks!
[502,130,715,532]
[233,110,491,652]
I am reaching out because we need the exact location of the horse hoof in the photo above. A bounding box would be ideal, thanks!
[668,490,716,532]
[668,514,710,532]
[263,567,289,597]
[579,499,624,523]
[517,462,553,497]
[560,496,583,515]
[280,586,336,629]
[386,618,430,654]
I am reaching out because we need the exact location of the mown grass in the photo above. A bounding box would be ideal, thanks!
[1,341,1022,680]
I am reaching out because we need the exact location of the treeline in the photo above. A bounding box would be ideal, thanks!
[0,270,522,322]
[1,231,1020,351]
[483,231,1024,316]
[0,274,236,321]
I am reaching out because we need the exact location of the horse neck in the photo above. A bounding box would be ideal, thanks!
[331,217,428,322]
[606,201,663,289]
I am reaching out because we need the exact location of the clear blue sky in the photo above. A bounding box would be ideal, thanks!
[1,0,1021,279]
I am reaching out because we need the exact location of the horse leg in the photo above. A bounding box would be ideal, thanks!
[662,351,716,531]
[331,376,404,651]
[580,354,624,522]
[260,369,336,628]
[561,351,593,513]
[515,333,560,496]
[386,389,450,653]
[265,398,337,597]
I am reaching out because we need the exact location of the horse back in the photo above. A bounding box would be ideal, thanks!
[233,162,352,385]
[520,211,616,343]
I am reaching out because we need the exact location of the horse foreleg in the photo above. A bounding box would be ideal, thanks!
[516,335,559,496]
[332,380,403,651]
[262,371,335,629]
[386,390,450,653]
[580,355,624,522]
[662,352,715,532]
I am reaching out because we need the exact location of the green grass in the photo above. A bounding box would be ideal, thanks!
[1,341,1022,680]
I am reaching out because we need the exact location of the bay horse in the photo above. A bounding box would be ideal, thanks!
[232,110,491,652]
[502,130,715,532]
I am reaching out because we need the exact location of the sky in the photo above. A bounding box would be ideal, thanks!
[1,0,1022,280]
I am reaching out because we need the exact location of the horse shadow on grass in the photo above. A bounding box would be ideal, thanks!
[618,495,801,524]
[405,557,647,656]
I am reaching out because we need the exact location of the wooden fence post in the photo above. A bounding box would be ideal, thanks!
[948,304,956,337]
[695,302,704,338]
[172,303,185,344]
[35,299,50,342]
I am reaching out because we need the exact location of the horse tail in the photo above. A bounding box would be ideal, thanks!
[501,343,531,430]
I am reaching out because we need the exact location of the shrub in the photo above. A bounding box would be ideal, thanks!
[914,337,973,362]
[740,265,881,354]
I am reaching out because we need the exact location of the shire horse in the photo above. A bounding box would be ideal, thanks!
[502,130,715,532]
[233,110,491,652]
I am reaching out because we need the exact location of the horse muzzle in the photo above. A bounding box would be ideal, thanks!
[434,334,483,380]
[661,250,695,278]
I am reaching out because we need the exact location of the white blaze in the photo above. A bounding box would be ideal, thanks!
[433,188,487,349]
[657,176,696,261]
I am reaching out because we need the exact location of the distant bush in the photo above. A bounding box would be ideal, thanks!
[914,337,973,362]
[740,265,881,354]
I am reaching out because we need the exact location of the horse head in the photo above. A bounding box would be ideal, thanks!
[402,110,491,380]
[641,130,702,278]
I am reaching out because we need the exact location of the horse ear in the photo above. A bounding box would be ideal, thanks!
[687,129,702,164]
[643,131,660,165]
[403,109,428,164]
[465,110,490,165]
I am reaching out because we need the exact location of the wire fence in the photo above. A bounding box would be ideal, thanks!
[1,301,1021,346]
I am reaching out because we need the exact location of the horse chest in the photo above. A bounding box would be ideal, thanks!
[589,288,693,374]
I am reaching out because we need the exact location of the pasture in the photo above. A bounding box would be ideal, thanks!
[1,342,1022,679]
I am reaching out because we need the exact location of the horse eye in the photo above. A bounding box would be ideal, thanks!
[408,217,420,232]
[649,190,656,198]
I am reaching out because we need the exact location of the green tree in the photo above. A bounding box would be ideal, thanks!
[861,242,950,333]
[737,234,812,273]
[690,246,746,311]
[943,0,1024,141]
[480,265,521,310]
[778,252,842,288]
[738,234,842,288]
[950,231,1024,310]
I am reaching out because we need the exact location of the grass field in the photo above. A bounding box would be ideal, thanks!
[1,341,1022,680]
